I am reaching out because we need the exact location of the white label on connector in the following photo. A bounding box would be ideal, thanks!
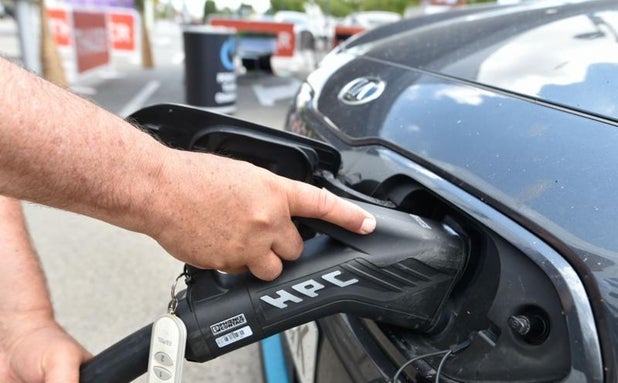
[215,325,253,348]
[210,313,247,335]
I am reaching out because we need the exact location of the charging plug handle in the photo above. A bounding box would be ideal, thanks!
[79,201,468,382]
[179,200,468,363]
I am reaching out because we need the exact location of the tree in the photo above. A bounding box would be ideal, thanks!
[239,3,255,17]
[220,7,235,16]
[271,0,418,18]
[39,0,68,86]
[270,0,306,13]
[203,0,217,22]
[134,0,154,68]
[358,0,412,13]
[316,0,356,17]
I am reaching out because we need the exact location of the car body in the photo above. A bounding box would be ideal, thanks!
[270,9,327,78]
[340,11,402,29]
[265,0,618,382]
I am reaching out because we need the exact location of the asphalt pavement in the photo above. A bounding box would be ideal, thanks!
[75,20,299,128]
[1,17,304,383]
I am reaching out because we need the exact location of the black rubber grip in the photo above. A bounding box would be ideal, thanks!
[79,324,152,383]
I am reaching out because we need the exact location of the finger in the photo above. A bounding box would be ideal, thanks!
[287,182,376,234]
[271,221,304,261]
[248,250,283,281]
[83,349,94,360]
[47,364,79,383]
[46,343,87,383]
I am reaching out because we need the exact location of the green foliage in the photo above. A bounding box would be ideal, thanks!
[315,0,355,17]
[134,0,144,12]
[239,2,255,16]
[268,0,429,17]
[270,0,306,12]
[203,0,217,22]
[219,7,235,16]
[357,0,413,13]
[317,0,418,17]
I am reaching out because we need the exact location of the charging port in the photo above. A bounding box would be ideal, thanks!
[339,171,570,382]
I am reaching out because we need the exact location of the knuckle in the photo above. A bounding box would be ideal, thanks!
[292,240,304,260]
[315,189,335,218]
[249,208,275,230]
[251,258,282,281]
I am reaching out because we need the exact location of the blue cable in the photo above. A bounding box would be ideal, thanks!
[260,334,291,383]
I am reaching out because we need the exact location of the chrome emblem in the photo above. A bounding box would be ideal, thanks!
[338,77,385,106]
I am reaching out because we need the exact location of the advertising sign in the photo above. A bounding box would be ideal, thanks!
[333,25,365,46]
[73,10,110,73]
[65,0,135,8]
[109,11,136,51]
[47,8,71,47]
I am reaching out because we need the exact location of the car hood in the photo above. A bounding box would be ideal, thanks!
[346,0,618,122]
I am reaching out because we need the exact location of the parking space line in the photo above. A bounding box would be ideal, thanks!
[118,80,161,117]
[172,52,185,65]
[252,79,301,107]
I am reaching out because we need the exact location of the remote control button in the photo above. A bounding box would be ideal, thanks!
[153,366,172,381]
[154,351,174,366]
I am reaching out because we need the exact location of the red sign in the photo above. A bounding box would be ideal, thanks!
[73,10,110,73]
[47,8,71,46]
[210,19,296,57]
[109,12,136,51]
[333,25,366,47]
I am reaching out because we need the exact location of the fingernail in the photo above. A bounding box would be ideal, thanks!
[360,216,376,234]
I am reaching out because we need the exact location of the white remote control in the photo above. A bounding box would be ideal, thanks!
[147,313,187,383]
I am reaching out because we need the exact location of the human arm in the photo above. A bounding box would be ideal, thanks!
[0,58,376,280]
[0,196,90,383]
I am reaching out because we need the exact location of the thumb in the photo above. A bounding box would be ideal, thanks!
[45,343,91,383]
[287,181,376,234]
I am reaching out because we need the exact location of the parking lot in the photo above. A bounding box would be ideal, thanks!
[1,17,302,382]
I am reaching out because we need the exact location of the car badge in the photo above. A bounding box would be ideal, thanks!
[338,77,385,105]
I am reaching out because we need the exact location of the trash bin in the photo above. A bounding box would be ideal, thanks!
[183,25,237,114]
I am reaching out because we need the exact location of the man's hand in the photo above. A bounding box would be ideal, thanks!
[146,151,376,281]
[0,197,90,383]
[0,57,375,282]
[0,311,91,383]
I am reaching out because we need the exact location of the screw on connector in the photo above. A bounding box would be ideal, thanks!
[509,308,550,345]
[508,315,531,336]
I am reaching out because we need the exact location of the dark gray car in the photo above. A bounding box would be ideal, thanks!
[276,0,618,381]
